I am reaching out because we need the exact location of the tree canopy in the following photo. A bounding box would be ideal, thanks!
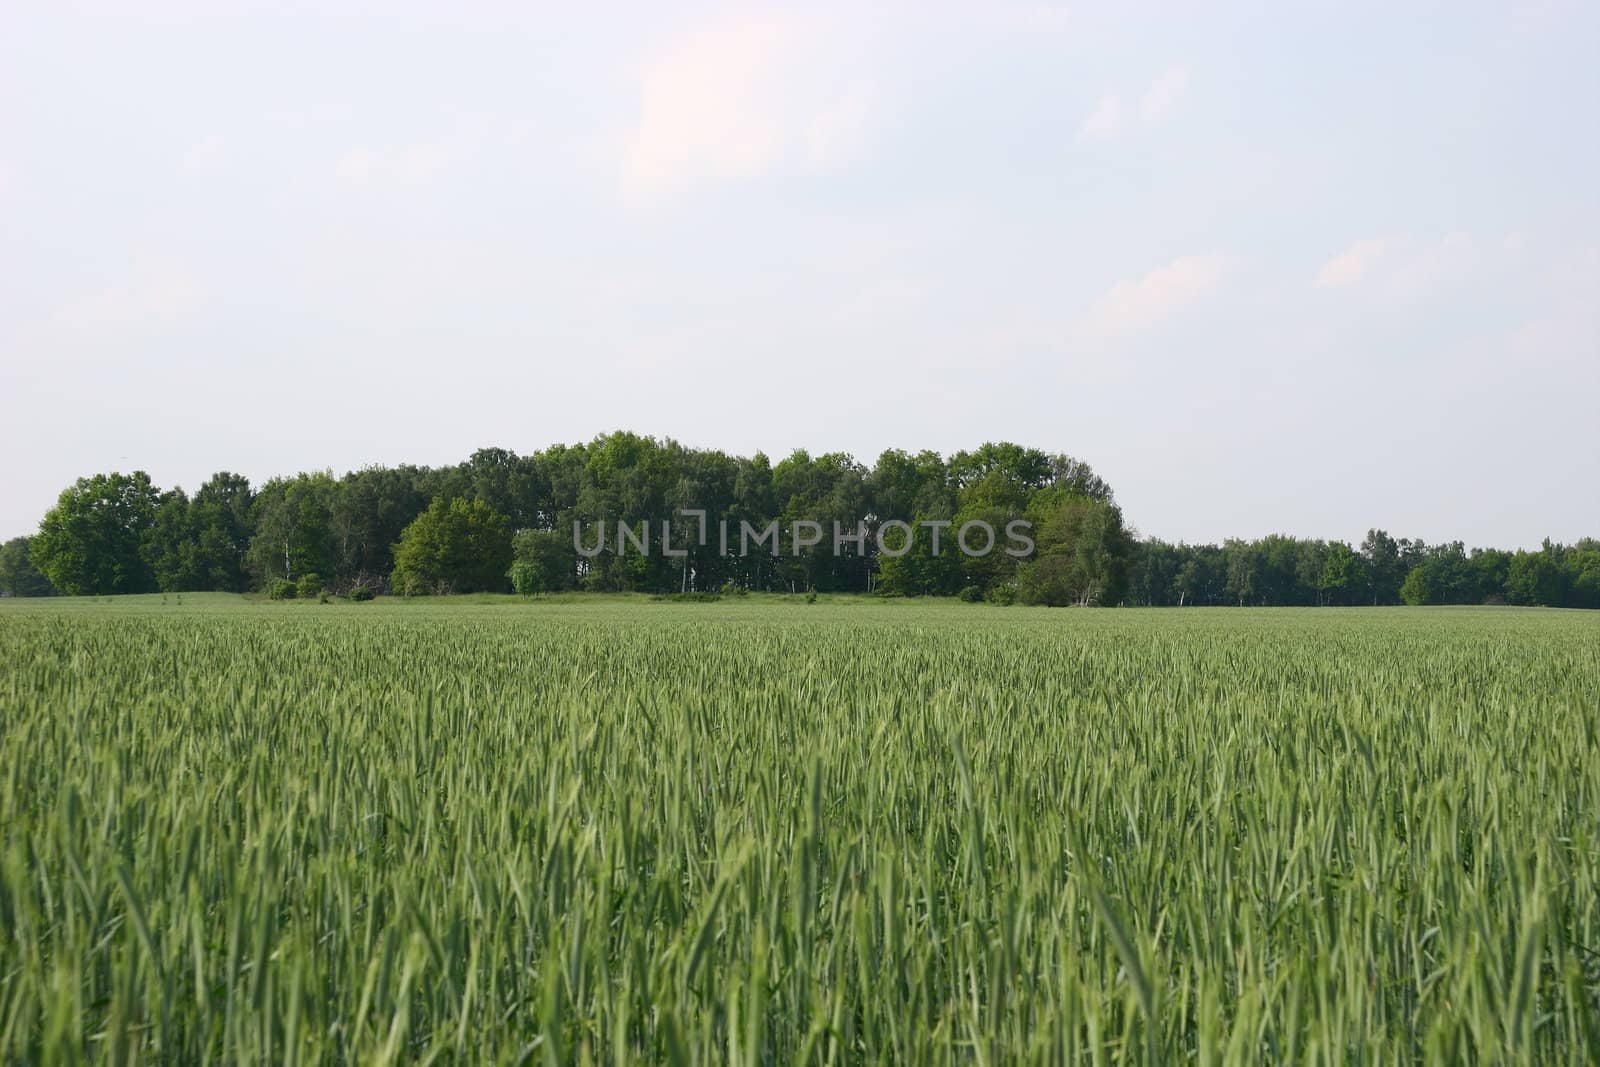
[11,437,1596,608]
[30,472,160,595]
[391,497,513,595]
[0,537,55,597]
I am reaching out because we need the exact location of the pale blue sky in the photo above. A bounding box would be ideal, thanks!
[2,1,1596,547]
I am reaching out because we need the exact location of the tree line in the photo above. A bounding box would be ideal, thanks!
[2,433,1595,608]
[1127,532,1599,608]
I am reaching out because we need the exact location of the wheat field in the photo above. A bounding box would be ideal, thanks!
[1,595,1596,1063]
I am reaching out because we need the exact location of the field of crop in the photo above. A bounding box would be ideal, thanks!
[1,595,1597,1064]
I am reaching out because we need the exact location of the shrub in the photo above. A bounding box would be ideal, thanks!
[1399,567,1431,606]
[958,585,984,603]
[392,497,513,594]
[509,530,577,596]
[1015,556,1104,606]
[296,573,324,599]
[267,580,296,600]
[347,585,375,602]
[986,583,1016,606]
[509,561,539,598]
[390,566,425,598]
[805,590,818,604]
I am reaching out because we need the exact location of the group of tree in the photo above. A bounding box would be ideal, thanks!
[1127,531,1600,609]
[2,433,1594,609]
[6,471,254,597]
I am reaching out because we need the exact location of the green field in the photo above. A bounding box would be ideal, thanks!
[1,596,1597,1063]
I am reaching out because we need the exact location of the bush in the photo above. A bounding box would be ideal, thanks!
[805,590,818,604]
[296,573,324,599]
[267,580,296,600]
[390,566,426,597]
[958,585,984,603]
[347,585,375,602]
[392,496,513,594]
[508,561,540,598]
[1399,567,1431,606]
[986,583,1016,606]
[719,581,748,598]
[509,530,577,596]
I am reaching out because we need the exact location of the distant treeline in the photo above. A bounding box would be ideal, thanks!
[1128,533,1599,608]
[2,433,1596,608]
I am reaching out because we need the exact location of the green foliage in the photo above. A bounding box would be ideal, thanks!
[1128,531,1579,609]
[391,496,513,595]
[1571,545,1600,610]
[957,584,984,602]
[296,572,324,599]
[0,537,55,597]
[388,564,425,597]
[347,585,375,602]
[1015,556,1073,606]
[30,471,161,595]
[1360,528,1407,604]
[192,472,255,592]
[1222,535,1326,607]
[21,443,1598,607]
[1400,566,1432,606]
[1317,542,1368,606]
[1507,542,1569,607]
[508,529,576,596]
[0,600,1596,1060]
[267,579,297,600]
[1392,542,1509,607]
[142,489,203,592]
[873,513,960,597]
[245,472,335,586]
[1015,495,1133,606]
[507,560,538,597]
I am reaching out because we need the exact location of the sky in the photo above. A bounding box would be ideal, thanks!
[2,1,1596,549]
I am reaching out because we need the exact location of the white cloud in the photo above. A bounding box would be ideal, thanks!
[1141,65,1191,121]
[55,262,204,332]
[179,135,227,176]
[336,138,454,184]
[1007,5,1073,33]
[1504,245,1599,376]
[805,82,878,170]
[333,147,381,184]
[1390,232,1479,294]
[1315,233,1479,294]
[333,115,516,185]
[1436,244,1598,395]
[265,103,353,129]
[624,14,879,193]
[1082,66,1192,138]
[1315,237,1392,287]
[1080,253,1233,336]
[1078,94,1121,138]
